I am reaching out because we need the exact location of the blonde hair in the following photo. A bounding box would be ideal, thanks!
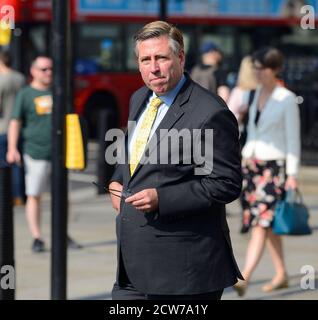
[236,56,258,90]
[134,21,184,57]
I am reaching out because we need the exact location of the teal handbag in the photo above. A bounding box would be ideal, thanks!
[273,189,312,236]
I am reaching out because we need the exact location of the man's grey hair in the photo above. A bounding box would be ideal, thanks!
[134,20,184,57]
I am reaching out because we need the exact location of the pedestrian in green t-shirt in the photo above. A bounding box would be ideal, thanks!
[7,56,53,252]
[7,56,82,253]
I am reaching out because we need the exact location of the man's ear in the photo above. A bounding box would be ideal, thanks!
[30,66,35,79]
[179,50,185,68]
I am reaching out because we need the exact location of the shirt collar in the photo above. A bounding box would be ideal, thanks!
[151,75,186,107]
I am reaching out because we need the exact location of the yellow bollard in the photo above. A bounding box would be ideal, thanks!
[65,114,86,170]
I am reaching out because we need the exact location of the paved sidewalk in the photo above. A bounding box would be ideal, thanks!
[11,166,318,300]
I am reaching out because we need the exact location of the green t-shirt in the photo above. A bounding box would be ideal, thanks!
[11,86,52,160]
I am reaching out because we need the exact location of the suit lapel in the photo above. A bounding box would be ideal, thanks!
[128,87,151,123]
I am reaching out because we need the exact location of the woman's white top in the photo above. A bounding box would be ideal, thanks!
[241,85,300,177]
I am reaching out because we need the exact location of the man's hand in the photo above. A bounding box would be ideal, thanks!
[6,148,21,165]
[6,119,22,164]
[108,181,123,213]
[125,188,158,213]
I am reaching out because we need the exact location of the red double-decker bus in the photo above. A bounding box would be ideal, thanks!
[1,0,318,163]
[0,0,147,137]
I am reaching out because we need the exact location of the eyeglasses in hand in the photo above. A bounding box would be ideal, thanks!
[92,182,131,199]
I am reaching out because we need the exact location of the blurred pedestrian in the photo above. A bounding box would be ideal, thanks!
[233,47,301,296]
[227,55,258,130]
[7,55,81,252]
[227,55,258,233]
[0,48,25,204]
[190,41,230,102]
[109,21,243,300]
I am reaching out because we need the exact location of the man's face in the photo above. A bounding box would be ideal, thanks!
[136,35,185,95]
[31,57,53,87]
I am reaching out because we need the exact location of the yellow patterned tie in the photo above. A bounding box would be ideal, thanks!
[130,97,163,175]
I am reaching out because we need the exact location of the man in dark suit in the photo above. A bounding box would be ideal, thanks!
[109,21,243,300]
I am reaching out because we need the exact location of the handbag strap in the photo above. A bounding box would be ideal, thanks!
[286,188,304,204]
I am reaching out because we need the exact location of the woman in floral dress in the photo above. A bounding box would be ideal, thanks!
[233,47,300,296]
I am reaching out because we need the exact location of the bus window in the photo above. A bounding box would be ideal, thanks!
[281,27,318,55]
[177,25,197,72]
[200,26,235,60]
[28,25,47,54]
[180,28,193,69]
[239,33,253,58]
[20,24,49,74]
[126,23,143,71]
[76,23,123,74]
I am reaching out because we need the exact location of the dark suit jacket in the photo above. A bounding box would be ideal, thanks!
[111,75,243,295]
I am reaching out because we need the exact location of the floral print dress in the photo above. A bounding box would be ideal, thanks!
[241,159,286,228]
